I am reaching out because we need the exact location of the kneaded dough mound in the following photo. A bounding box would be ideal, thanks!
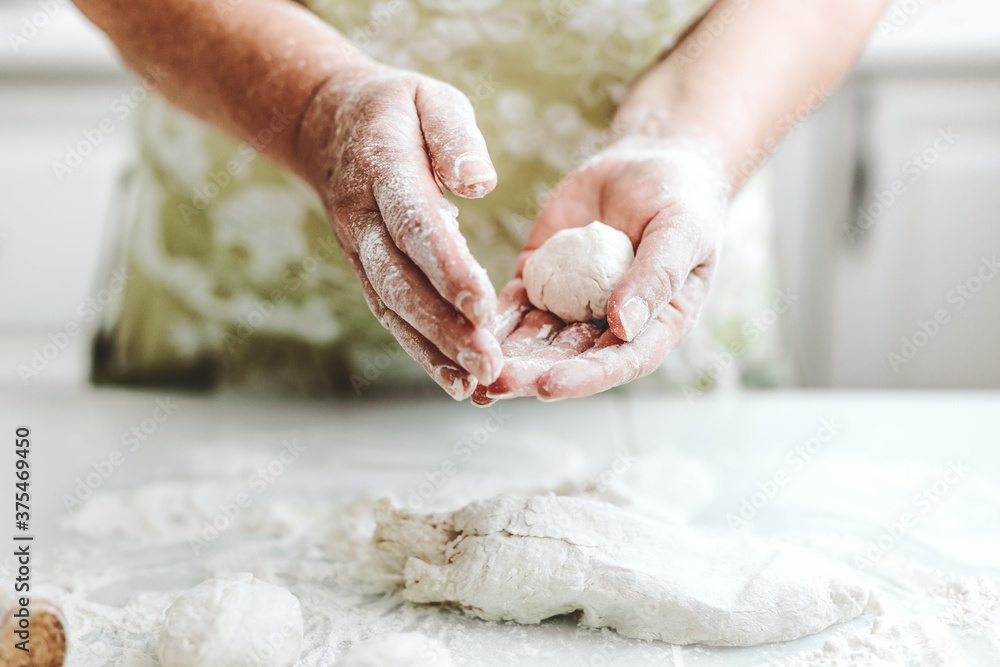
[158,572,303,667]
[523,220,634,322]
[374,495,870,647]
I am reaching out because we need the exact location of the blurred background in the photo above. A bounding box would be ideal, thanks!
[1,0,998,392]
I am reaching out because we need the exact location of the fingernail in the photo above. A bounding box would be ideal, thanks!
[458,350,494,385]
[455,156,494,186]
[457,290,489,327]
[619,297,650,341]
[437,367,473,401]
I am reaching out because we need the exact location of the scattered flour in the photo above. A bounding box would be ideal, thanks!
[336,632,453,666]
[158,573,303,667]
[43,465,1000,666]
[764,595,964,667]
[60,480,244,543]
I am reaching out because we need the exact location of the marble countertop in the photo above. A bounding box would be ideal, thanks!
[2,386,998,664]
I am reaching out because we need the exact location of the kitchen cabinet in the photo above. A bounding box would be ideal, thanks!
[774,0,1000,388]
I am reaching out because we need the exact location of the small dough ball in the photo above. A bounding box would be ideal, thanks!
[338,632,453,667]
[158,573,303,667]
[523,220,634,322]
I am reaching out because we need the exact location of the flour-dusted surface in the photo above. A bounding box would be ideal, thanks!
[158,573,303,667]
[8,389,1000,666]
[374,495,868,646]
[337,632,454,666]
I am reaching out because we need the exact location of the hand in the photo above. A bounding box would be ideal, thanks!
[297,63,503,400]
[473,136,728,404]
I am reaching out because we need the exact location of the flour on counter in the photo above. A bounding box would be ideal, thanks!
[336,632,453,666]
[60,480,244,543]
[45,473,999,666]
[764,595,964,667]
[158,573,303,667]
[374,494,869,646]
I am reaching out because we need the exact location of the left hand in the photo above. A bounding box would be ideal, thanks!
[473,135,729,404]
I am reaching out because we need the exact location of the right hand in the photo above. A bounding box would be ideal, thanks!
[295,62,503,400]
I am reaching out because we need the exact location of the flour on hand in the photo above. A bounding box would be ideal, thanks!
[523,221,634,322]
[157,572,303,667]
[374,495,870,647]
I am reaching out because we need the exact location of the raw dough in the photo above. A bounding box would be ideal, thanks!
[374,495,870,647]
[523,220,634,322]
[337,632,453,666]
[158,572,303,667]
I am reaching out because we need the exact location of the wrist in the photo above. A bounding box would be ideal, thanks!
[292,55,392,190]
[612,65,753,190]
[601,118,731,203]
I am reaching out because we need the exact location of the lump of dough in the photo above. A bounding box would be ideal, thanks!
[158,572,303,667]
[337,632,453,667]
[373,495,870,647]
[522,220,634,322]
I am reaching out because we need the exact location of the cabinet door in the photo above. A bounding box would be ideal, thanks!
[776,75,1000,389]
[829,77,1000,388]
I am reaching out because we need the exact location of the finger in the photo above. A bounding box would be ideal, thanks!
[387,317,477,401]
[487,321,602,399]
[483,310,563,399]
[538,268,711,400]
[488,279,533,341]
[606,209,713,342]
[471,384,497,407]
[346,252,476,400]
[415,79,497,199]
[353,227,503,384]
[371,166,496,327]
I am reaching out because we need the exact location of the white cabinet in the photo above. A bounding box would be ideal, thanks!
[0,5,132,385]
[774,0,1000,388]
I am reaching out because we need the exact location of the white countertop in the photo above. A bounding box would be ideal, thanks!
[2,387,998,664]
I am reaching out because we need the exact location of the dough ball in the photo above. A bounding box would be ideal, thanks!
[158,572,303,667]
[338,632,453,667]
[523,220,634,322]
